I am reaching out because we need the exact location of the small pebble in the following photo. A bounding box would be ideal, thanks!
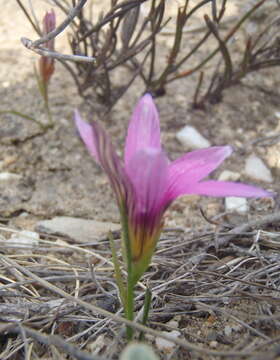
[218,170,240,182]
[245,155,273,183]
[176,125,211,149]
[209,340,218,349]
[19,212,29,218]
[36,217,119,244]
[166,318,179,329]
[155,330,180,353]
[232,324,243,332]
[225,197,248,214]
[4,155,18,166]
[121,343,159,360]
[224,325,232,337]
[2,81,10,88]
[275,111,280,119]
[8,230,39,249]
[0,172,21,181]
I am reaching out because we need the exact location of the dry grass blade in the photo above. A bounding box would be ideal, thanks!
[1,206,280,358]
[0,254,256,357]
[5,324,106,360]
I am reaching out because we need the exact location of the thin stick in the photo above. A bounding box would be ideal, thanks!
[20,0,96,63]
[8,325,106,360]
[17,323,29,360]
[30,0,87,47]
[139,287,152,341]
[16,0,41,35]
[216,210,280,247]
[21,40,96,63]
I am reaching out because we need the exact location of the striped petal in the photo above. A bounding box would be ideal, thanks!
[91,121,135,209]
[75,112,133,209]
[165,146,232,202]
[172,180,273,198]
[126,148,168,262]
[124,94,161,167]
[126,148,168,218]
[74,110,99,162]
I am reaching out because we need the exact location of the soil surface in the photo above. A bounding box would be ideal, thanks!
[0,1,280,360]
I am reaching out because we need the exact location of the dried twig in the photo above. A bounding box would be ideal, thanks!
[1,209,279,358]
[0,254,255,357]
[17,0,280,111]
[21,0,96,63]
[216,210,280,248]
[6,324,106,360]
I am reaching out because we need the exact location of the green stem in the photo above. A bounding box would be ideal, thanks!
[42,85,54,129]
[34,64,54,129]
[120,210,132,271]
[108,231,126,306]
[45,99,54,128]
[120,208,135,340]
[125,275,135,340]
[0,110,47,131]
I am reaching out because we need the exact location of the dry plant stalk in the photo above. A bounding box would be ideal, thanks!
[193,0,280,107]
[18,0,280,111]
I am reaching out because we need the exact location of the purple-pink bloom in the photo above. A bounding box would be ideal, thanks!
[75,94,272,282]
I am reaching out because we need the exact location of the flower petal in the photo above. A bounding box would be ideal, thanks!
[42,10,56,50]
[126,148,168,216]
[173,180,273,198]
[126,148,168,263]
[165,146,232,201]
[92,121,136,209]
[74,110,99,162]
[75,112,133,208]
[124,94,161,167]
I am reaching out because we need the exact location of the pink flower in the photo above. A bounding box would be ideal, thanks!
[39,10,56,85]
[75,94,272,283]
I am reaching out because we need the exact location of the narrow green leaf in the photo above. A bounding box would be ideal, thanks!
[108,231,126,307]
[0,110,46,130]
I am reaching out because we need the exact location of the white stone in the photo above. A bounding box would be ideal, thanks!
[166,319,179,328]
[218,170,240,182]
[155,331,180,353]
[36,217,120,243]
[275,111,280,119]
[232,324,243,332]
[224,325,232,337]
[225,197,248,214]
[2,81,10,88]
[209,340,218,349]
[121,343,159,360]
[0,172,21,181]
[8,230,39,248]
[245,155,273,183]
[176,126,211,149]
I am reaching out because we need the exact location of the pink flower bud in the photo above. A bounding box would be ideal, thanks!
[39,9,56,85]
